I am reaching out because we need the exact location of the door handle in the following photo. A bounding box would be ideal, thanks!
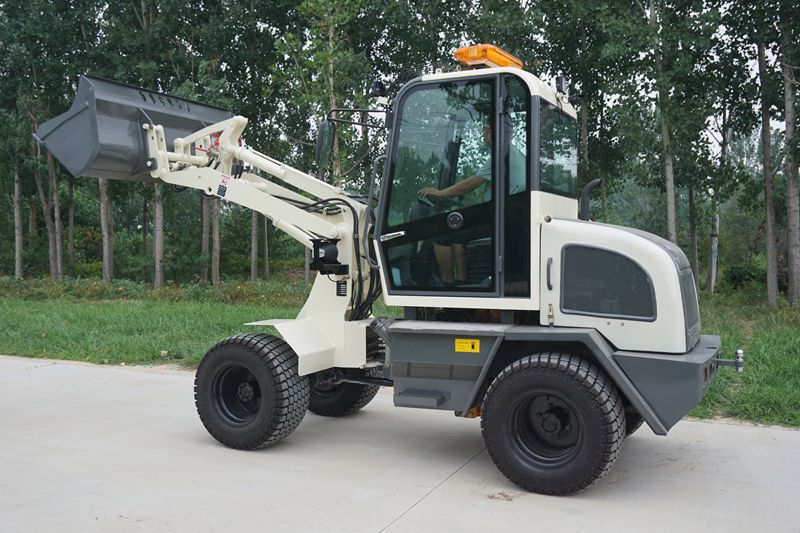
[379,230,406,242]
[546,257,553,290]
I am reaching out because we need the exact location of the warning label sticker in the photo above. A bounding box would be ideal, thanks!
[217,174,231,197]
[454,338,480,353]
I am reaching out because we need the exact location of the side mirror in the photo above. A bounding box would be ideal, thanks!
[579,178,603,221]
[315,119,335,173]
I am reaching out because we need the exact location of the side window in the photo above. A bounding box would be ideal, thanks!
[506,78,528,195]
[503,76,530,297]
[561,245,655,320]
[539,101,577,197]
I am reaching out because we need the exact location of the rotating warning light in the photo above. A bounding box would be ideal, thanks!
[453,44,523,69]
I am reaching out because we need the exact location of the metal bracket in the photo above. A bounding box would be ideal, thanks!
[714,349,744,373]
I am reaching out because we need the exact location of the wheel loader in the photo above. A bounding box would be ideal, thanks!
[36,44,744,495]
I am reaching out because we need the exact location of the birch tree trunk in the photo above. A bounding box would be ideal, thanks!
[211,198,221,288]
[99,178,114,282]
[782,32,799,305]
[13,164,23,279]
[250,209,258,282]
[153,183,164,288]
[46,152,63,279]
[759,42,779,307]
[263,216,270,280]
[201,194,209,283]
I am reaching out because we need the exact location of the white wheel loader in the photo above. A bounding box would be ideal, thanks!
[36,44,744,495]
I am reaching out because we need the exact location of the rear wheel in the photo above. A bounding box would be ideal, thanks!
[481,353,625,495]
[308,369,381,417]
[194,333,309,449]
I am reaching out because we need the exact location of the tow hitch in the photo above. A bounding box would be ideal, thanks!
[714,349,745,373]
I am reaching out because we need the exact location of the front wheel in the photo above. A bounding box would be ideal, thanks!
[481,353,625,495]
[194,333,310,449]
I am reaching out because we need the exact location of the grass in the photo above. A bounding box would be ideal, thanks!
[690,290,800,427]
[0,277,797,427]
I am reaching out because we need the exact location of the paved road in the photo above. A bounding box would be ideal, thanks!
[1,355,798,533]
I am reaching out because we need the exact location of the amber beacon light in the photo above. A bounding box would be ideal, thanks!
[453,44,524,69]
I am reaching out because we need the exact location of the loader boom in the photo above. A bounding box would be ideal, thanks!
[36,76,376,376]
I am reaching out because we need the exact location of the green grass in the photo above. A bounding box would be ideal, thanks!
[0,277,797,427]
[690,291,800,427]
[0,299,298,366]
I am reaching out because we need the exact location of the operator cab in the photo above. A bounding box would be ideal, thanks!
[376,45,578,303]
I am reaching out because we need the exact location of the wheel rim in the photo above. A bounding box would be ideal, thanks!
[212,365,262,425]
[509,392,581,467]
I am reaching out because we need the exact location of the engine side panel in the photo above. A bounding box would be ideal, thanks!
[539,218,690,353]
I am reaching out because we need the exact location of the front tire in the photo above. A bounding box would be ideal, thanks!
[194,333,310,449]
[481,353,625,495]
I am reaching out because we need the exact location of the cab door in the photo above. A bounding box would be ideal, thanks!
[376,77,498,295]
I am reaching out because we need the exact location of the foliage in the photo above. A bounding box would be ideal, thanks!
[0,0,797,305]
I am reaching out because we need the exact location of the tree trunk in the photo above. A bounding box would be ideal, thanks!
[783,32,799,305]
[250,209,259,282]
[304,247,311,282]
[201,194,210,283]
[706,194,719,293]
[706,115,727,294]
[34,155,58,279]
[650,0,678,244]
[327,22,341,183]
[659,100,678,244]
[13,164,23,279]
[142,195,149,280]
[46,152,63,279]
[153,183,165,288]
[579,98,589,187]
[211,198,221,288]
[99,178,114,282]
[263,216,270,280]
[67,179,75,276]
[28,195,36,245]
[688,185,699,290]
[759,42,779,307]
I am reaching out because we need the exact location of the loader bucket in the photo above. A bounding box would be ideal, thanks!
[34,75,233,182]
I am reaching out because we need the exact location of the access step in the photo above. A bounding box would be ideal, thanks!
[394,388,449,408]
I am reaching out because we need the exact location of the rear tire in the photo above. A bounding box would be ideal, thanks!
[308,369,380,417]
[481,353,625,495]
[194,333,309,449]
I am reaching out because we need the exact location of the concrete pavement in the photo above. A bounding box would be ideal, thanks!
[0,355,798,533]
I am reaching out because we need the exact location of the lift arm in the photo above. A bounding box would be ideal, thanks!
[35,76,378,375]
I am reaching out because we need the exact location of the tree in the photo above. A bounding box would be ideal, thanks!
[99,178,113,281]
[780,10,799,305]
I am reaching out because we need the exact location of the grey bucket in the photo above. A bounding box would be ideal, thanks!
[34,75,233,182]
